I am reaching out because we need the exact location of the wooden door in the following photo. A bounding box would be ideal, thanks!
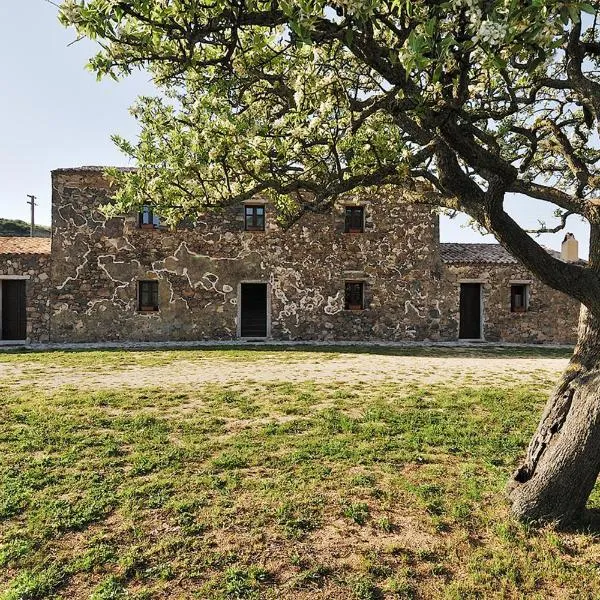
[240,283,268,337]
[2,280,27,340]
[459,283,482,340]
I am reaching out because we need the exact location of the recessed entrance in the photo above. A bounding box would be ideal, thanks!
[240,283,268,338]
[1,280,27,341]
[459,283,482,340]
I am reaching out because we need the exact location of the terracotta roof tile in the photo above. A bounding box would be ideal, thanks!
[440,242,586,265]
[52,166,136,174]
[0,237,51,255]
[440,243,518,265]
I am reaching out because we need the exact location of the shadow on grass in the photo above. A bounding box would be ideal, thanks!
[568,508,600,534]
[0,343,574,360]
[522,508,600,534]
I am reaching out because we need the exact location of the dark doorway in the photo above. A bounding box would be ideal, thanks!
[2,280,27,341]
[459,283,482,340]
[240,283,268,337]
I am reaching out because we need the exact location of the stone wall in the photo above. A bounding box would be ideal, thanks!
[439,263,580,344]
[50,169,446,342]
[0,253,51,342]
[47,168,582,345]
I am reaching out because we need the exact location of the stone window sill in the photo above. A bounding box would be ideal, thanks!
[137,308,159,314]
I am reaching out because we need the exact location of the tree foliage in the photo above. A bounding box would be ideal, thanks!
[0,219,50,238]
[59,0,600,306]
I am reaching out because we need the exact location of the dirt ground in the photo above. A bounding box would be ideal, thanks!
[0,352,569,389]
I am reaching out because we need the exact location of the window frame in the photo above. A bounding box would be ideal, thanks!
[244,204,266,231]
[344,281,365,311]
[344,206,365,233]
[510,284,529,313]
[138,280,160,312]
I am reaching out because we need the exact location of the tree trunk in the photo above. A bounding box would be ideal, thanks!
[507,306,600,525]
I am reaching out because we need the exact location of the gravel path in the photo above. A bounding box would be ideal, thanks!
[0,353,569,390]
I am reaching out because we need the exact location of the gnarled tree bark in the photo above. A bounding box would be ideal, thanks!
[507,306,600,524]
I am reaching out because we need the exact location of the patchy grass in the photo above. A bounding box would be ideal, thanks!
[2,348,600,599]
[0,347,344,369]
[0,343,573,369]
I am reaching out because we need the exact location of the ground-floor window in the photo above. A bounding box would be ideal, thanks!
[511,284,529,313]
[345,281,364,310]
[138,280,159,312]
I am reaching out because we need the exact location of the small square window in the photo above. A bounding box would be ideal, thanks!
[138,280,159,312]
[345,281,364,310]
[245,205,265,231]
[139,205,160,229]
[511,284,529,313]
[344,206,364,233]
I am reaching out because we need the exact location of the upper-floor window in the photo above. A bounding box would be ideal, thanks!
[245,205,265,231]
[344,206,364,233]
[138,280,159,312]
[345,281,364,310]
[139,205,160,229]
[511,284,529,313]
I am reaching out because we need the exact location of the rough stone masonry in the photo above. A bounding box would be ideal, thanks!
[0,167,582,344]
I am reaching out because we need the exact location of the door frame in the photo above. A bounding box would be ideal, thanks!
[237,280,271,339]
[0,275,30,344]
[458,279,485,341]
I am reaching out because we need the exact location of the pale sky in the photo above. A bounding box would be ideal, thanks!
[0,1,590,257]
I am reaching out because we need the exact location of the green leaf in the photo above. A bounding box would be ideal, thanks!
[579,3,597,15]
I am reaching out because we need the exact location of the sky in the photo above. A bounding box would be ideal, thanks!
[0,1,591,257]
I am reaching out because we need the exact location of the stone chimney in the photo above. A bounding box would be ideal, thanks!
[561,232,579,262]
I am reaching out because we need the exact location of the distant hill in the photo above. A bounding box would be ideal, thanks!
[0,218,51,237]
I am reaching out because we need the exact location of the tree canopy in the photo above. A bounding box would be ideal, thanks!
[59,0,600,306]
[0,218,50,238]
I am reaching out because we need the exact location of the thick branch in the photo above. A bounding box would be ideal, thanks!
[508,180,588,215]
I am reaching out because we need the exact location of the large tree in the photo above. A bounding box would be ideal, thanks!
[60,0,600,525]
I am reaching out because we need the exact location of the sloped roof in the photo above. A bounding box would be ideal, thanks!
[0,237,51,255]
[440,242,587,265]
[440,243,518,265]
[52,166,136,174]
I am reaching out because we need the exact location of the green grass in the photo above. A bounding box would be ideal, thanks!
[0,344,573,369]
[2,348,599,599]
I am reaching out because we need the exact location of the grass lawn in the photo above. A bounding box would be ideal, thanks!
[1,347,600,599]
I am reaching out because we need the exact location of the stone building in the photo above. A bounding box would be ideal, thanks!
[439,243,580,344]
[0,237,51,343]
[0,167,582,344]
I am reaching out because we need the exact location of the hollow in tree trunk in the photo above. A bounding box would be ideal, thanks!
[507,306,600,525]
